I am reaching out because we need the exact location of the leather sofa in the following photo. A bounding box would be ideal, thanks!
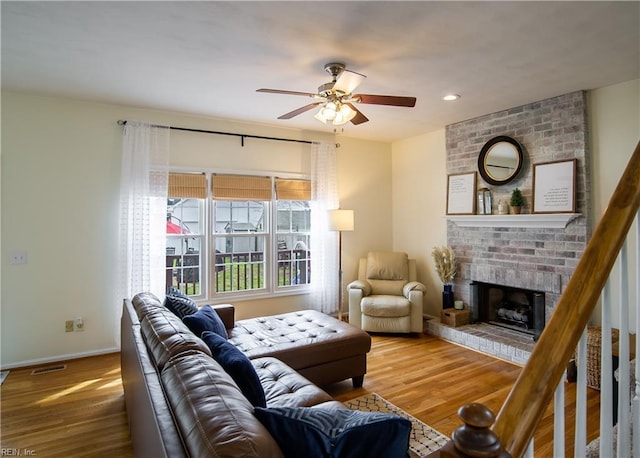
[121,292,372,458]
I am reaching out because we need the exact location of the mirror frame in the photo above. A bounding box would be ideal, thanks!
[477,135,524,186]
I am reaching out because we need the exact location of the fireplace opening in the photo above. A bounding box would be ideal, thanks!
[470,281,545,341]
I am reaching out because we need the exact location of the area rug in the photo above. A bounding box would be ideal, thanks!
[344,392,449,457]
[0,370,9,385]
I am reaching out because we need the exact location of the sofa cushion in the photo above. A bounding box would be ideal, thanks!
[161,352,283,458]
[163,287,198,318]
[140,308,211,371]
[131,292,166,321]
[254,406,411,458]
[182,305,229,339]
[366,251,408,281]
[252,357,333,408]
[202,331,266,408]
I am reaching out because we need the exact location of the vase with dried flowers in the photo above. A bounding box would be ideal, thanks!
[432,245,457,309]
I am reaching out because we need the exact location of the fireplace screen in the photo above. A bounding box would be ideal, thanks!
[470,281,545,340]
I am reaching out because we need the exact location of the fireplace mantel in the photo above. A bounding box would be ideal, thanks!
[447,213,580,229]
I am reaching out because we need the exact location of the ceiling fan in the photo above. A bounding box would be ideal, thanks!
[257,63,417,126]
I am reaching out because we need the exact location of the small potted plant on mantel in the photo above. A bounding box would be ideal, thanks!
[510,188,525,214]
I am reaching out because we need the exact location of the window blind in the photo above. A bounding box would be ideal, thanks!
[275,178,311,200]
[212,174,272,200]
[168,172,207,198]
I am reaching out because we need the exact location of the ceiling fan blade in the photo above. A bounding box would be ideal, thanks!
[355,94,417,107]
[257,88,316,97]
[346,103,369,125]
[333,70,366,95]
[278,102,323,119]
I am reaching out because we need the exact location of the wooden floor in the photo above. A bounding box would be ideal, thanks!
[0,333,600,457]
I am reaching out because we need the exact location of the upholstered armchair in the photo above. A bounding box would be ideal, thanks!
[347,251,425,333]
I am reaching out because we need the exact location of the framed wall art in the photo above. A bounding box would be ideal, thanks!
[447,172,477,215]
[533,159,577,213]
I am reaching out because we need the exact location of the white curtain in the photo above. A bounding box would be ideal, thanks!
[118,121,170,303]
[310,141,339,314]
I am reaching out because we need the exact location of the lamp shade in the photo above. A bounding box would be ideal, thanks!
[328,209,354,232]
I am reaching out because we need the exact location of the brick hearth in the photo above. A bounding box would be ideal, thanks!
[425,318,533,365]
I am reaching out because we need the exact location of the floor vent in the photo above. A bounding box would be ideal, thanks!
[31,364,67,375]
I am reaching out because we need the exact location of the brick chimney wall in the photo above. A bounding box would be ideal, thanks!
[445,91,591,320]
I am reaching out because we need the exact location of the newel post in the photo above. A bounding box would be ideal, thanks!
[425,403,511,458]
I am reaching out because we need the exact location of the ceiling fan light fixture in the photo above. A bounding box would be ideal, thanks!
[315,102,356,126]
[318,102,338,122]
[333,103,356,125]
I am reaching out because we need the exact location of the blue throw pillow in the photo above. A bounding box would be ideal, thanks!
[201,331,266,408]
[164,287,198,318]
[182,305,228,339]
[254,406,411,458]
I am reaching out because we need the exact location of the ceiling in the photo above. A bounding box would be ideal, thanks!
[2,1,638,143]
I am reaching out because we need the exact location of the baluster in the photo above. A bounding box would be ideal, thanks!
[634,211,640,458]
[575,327,587,457]
[523,440,534,458]
[617,241,631,458]
[600,280,614,455]
[554,374,565,456]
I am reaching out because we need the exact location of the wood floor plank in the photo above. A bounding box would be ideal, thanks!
[0,333,600,457]
[0,352,133,458]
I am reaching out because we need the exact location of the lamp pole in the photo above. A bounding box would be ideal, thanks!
[328,209,354,321]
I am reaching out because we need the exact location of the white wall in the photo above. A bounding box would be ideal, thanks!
[588,79,640,327]
[0,91,391,368]
[391,130,447,317]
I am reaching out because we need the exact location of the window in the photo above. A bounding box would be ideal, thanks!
[165,172,311,300]
[213,199,267,293]
[165,173,206,298]
[276,200,311,286]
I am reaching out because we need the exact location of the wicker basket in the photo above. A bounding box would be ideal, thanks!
[586,326,619,390]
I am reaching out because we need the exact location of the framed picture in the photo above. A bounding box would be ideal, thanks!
[533,159,577,213]
[447,172,477,215]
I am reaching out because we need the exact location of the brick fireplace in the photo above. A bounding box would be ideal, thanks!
[470,281,545,340]
[429,91,593,362]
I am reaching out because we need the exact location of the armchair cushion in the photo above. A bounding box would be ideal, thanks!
[361,296,411,317]
[347,280,371,297]
[403,281,426,298]
[365,252,408,281]
[369,279,406,296]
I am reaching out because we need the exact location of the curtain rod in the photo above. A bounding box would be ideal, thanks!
[117,120,339,148]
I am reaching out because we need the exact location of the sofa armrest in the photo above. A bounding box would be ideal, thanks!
[403,281,425,298]
[211,304,235,330]
[347,280,371,297]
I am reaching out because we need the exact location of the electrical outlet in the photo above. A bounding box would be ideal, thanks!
[74,317,84,332]
[10,251,27,265]
[65,320,74,332]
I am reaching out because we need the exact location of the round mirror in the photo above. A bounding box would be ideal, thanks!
[478,136,524,186]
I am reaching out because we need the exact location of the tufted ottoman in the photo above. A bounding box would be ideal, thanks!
[229,310,372,387]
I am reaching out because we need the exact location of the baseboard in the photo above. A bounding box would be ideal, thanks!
[0,347,120,370]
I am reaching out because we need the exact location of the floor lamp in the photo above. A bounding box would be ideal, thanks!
[328,209,354,321]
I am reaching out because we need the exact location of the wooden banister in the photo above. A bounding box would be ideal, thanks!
[490,140,640,457]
